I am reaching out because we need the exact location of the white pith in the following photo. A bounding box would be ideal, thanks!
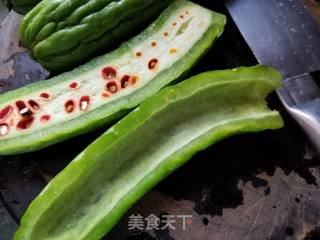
[0,4,212,139]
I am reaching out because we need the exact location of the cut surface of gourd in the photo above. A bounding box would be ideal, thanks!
[0,0,226,154]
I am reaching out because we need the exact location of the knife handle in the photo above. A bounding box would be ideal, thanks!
[278,73,320,155]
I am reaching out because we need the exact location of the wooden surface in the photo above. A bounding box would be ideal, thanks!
[1,1,320,240]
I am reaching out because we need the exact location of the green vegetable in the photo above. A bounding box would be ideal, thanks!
[20,0,173,71]
[0,0,226,155]
[15,65,284,240]
[2,0,41,14]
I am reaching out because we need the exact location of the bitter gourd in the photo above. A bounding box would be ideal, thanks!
[2,0,41,14]
[15,65,284,240]
[20,0,173,71]
[0,0,226,154]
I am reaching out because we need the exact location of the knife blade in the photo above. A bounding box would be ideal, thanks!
[225,0,320,77]
[226,0,320,154]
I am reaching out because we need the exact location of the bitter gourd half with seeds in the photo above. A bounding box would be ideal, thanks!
[20,0,173,71]
[0,0,226,155]
[2,0,41,14]
[15,65,284,240]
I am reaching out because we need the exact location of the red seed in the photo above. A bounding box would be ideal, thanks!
[136,52,143,57]
[0,123,9,137]
[28,100,40,111]
[163,32,169,37]
[16,101,32,116]
[17,117,34,130]
[173,22,177,26]
[106,82,118,94]
[131,76,138,85]
[180,15,184,19]
[148,59,159,70]
[40,115,51,123]
[40,93,50,99]
[102,67,117,80]
[65,100,75,113]
[151,41,157,47]
[79,96,90,111]
[69,82,78,89]
[16,100,26,111]
[102,92,110,98]
[121,75,130,88]
[0,105,13,122]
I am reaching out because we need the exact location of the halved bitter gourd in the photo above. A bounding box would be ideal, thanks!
[15,65,284,240]
[20,0,172,71]
[0,0,226,155]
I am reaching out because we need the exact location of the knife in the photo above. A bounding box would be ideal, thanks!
[225,0,320,155]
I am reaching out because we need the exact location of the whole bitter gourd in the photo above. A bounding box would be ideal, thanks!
[15,65,284,240]
[0,0,226,154]
[2,0,41,14]
[20,0,173,71]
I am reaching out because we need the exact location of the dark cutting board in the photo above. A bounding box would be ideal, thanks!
[1,1,320,240]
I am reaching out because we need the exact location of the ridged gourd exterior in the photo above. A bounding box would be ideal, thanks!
[20,0,173,71]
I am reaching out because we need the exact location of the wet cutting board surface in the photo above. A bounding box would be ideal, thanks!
[1,1,320,240]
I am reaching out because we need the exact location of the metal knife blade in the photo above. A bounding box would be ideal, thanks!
[225,0,320,79]
[225,0,320,154]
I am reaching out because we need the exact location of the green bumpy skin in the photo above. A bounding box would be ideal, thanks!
[15,65,284,240]
[2,0,41,14]
[0,0,226,155]
[20,0,173,71]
